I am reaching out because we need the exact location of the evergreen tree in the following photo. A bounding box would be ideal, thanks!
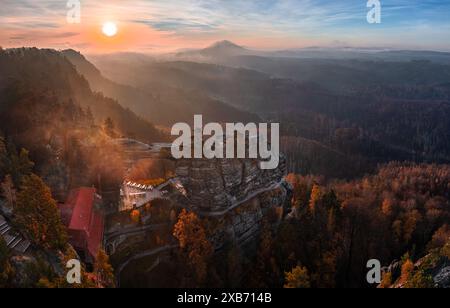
[249,221,280,288]
[1,139,34,186]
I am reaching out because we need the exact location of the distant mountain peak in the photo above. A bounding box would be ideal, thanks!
[197,40,250,58]
[208,40,244,50]
[173,40,251,59]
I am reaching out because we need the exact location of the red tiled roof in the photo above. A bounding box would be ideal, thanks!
[67,188,96,231]
[60,188,104,261]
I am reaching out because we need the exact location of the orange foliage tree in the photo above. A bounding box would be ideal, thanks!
[14,174,67,250]
[173,209,213,285]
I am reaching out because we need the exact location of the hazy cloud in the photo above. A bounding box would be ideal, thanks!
[1,0,450,51]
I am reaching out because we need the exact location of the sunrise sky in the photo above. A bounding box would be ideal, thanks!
[1,0,450,53]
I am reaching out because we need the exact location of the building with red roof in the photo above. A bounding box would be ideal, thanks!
[60,188,104,263]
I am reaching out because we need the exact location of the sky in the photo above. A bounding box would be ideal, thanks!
[1,0,450,53]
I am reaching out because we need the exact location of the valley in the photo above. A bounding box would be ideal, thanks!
[1,44,449,288]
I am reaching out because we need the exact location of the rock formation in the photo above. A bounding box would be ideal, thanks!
[175,154,287,213]
[175,154,291,249]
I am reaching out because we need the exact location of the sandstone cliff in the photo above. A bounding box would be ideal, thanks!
[175,154,291,249]
[110,152,292,285]
[176,154,287,213]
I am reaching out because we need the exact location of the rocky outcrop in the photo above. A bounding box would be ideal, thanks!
[175,152,290,250]
[383,246,450,288]
[434,266,450,288]
[207,181,291,250]
[112,150,291,286]
[176,154,287,213]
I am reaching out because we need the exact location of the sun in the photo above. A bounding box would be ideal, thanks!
[102,22,118,37]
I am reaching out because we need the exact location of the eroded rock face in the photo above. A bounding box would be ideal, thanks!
[206,182,292,250]
[176,154,290,250]
[175,155,287,213]
[434,266,450,288]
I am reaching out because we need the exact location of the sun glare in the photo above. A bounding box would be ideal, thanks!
[102,22,118,37]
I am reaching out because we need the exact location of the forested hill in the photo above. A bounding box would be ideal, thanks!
[62,49,259,126]
[91,52,450,178]
[0,47,166,143]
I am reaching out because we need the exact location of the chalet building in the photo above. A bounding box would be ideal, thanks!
[119,179,186,212]
[120,181,165,211]
[60,188,104,263]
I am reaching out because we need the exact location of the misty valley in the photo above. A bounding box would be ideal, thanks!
[0,42,450,289]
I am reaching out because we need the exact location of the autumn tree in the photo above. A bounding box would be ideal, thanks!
[286,174,309,207]
[381,198,394,217]
[284,266,311,288]
[379,272,392,288]
[14,174,67,250]
[130,209,141,224]
[94,250,115,288]
[269,164,450,288]
[309,184,322,214]
[173,209,213,285]
[400,258,414,285]
[303,186,339,287]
